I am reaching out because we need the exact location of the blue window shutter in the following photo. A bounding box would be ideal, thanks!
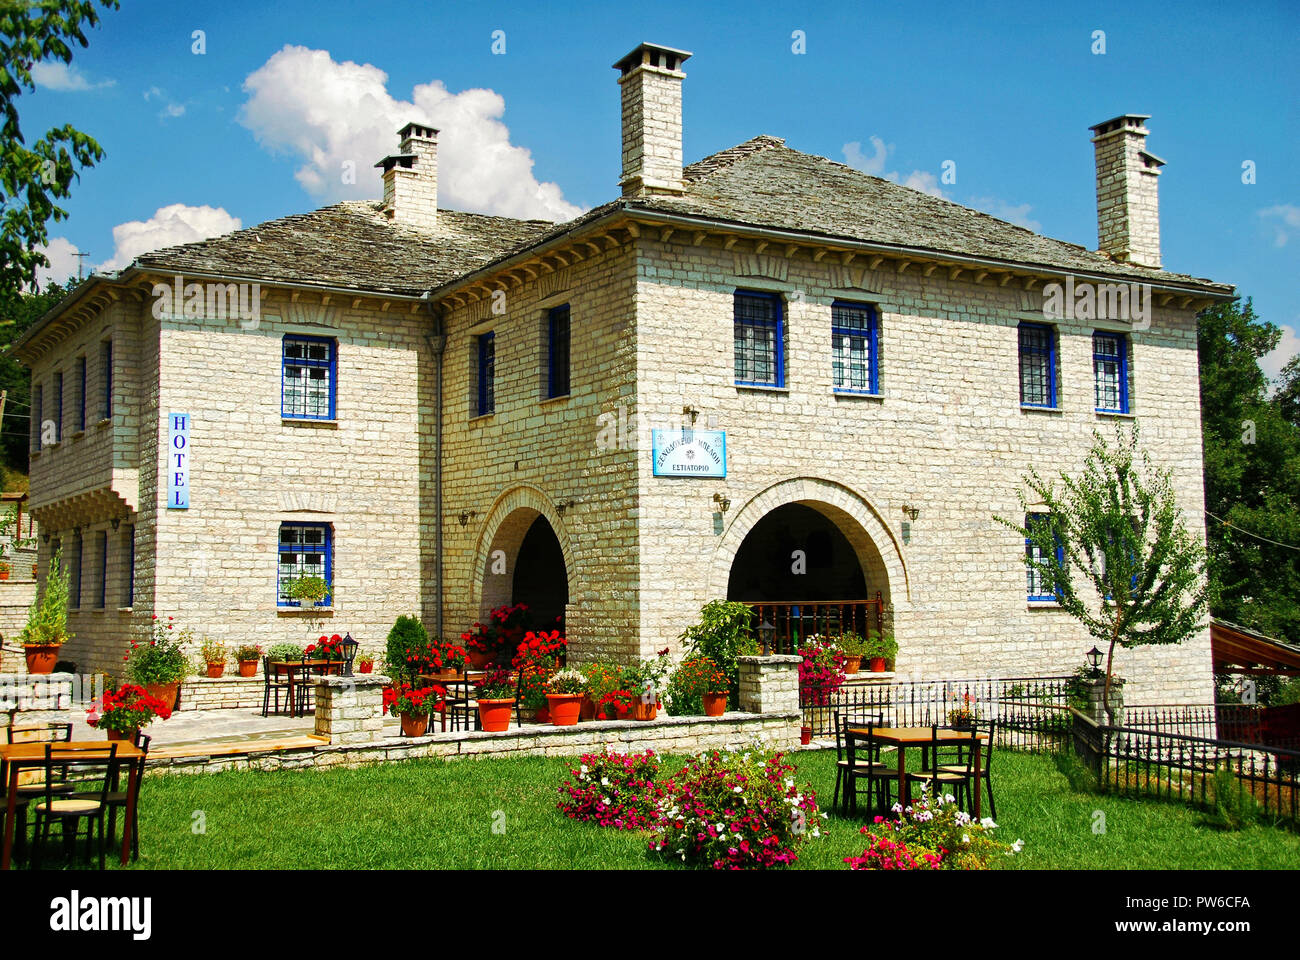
[547,305,570,398]
[1018,323,1057,407]
[831,301,879,395]
[734,291,784,387]
[1093,333,1129,413]
[281,336,336,420]
[477,332,496,415]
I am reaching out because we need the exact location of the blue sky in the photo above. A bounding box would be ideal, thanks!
[21,0,1299,379]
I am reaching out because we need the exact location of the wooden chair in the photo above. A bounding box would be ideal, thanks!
[6,722,73,744]
[72,733,150,861]
[906,725,977,809]
[261,656,293,716]
[937,719,998,819]
[31,743,120,870]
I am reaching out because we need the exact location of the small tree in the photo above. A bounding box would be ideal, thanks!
[996,426,1208,721]
[19,547,72,647]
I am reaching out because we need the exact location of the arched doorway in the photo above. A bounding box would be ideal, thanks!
[512,515,568,632]
[727,503,867,602]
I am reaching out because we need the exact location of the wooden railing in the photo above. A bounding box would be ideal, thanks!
[743,594,885,655]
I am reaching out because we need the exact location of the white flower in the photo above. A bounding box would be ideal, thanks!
[601,777,610,786]
[733,786,743,793]
[1011,839,1024,853]
[579,764,588,775]
[981,817,997,829]
[961,833,970,844]
[716,823,726,833]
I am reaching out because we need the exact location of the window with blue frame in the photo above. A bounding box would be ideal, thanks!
[1018,323,1057,407]
[476,332,496,416]
[76,356,87,431]
[30,384,41,452]
[69,531,82,608]
[278,522,332,607]
[125,525,135,607]
[95,531,107,609]
[53,370,63,442]
[547,305,570,398]
[101,339,113,419]
[1093,332,1129,413]
[734,290,784,387]
[1026,513,1065,601]
[281,336,336,419]
[831,301,879,394]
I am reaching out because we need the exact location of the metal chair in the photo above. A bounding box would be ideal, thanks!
[72,733,150,861]
[31,743,120,870]
[836,712,898,816]
[906,725,977,809]
[937,719,998,819]
[262,656,293,716]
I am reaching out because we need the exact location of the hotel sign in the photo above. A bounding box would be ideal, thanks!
[651,429,726,478]
[167,413,190,509]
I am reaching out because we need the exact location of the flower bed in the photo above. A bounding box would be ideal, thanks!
[844,787,1022,870]
[557,749,665,829]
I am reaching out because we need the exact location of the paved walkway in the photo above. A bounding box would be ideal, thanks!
[73,707,400,748]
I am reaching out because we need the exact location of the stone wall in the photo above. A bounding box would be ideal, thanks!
[632,235,1213,705]
[177,675,265,711]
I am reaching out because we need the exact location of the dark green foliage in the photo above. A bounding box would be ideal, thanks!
[386,615,430,682]
[1197,299,1300,645]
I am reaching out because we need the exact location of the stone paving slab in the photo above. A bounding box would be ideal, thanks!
[70,706,402,748]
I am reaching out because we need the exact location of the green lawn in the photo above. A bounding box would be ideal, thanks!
[100,747,1300,870]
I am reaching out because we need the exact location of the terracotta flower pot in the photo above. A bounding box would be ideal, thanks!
[24,645,60,674]
[0,568,10,581]
[631,699,657,722]
[800,725,813,746]
[478,698,515,733]
[144,682,180,711]
[545,693,583,726]
[702,692,727,717]
[107,728,138,742]
[205,662,225,678]
[468,650,492,670]
[869,657,887,673]
[400,712,430,737]
[237,660,258,678]
[844,655,861,675]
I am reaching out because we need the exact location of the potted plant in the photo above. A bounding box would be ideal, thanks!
[386,615,434,682]
[677,600,759,707]
[666,655,729,716]
[199,639,227,678]
[544,668,587,726]
[948,693,980,730]
[305,633,346,671]
[475,668,516,732]
[798,637,848,707]
[597,688,633,720]
[233,644,263,677]
[86,684,172,741]
[623,647,671,720]
[0,560,10,581]
[382,683,444,737]
[578,661,625,720]
[126,615,193,709]
[18,548,72,674]
[283,572,331,607]
[267,642,304,663]
[357,652,375,674]
[839,632,869,674]
[863,633,898,673]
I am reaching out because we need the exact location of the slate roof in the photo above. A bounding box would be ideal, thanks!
[133,203,554,297]
[123,136,1232,297]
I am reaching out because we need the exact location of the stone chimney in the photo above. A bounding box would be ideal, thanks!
[375,122,439,231]
[1090,114,1165,268]
[613,42,692,197]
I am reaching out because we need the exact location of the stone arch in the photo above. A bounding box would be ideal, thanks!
[710,476,910,614]
[470,485,575,621]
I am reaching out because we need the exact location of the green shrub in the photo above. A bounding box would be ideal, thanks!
[1208,766,1260,831]
[665,655,728,716]
[678,600,758,702]
[267,642,304,662]
[386,615,431,683]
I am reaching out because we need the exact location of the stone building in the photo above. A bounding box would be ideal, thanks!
[11,43,1233,703]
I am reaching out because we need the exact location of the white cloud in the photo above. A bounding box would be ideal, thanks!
[1259,204,1300,247]
[842,137,948,199]
[237,45,583,223]
[97,203,242,271]
[32,237,83,289]
[143,86,186,120]
[30,61,114,92]
[966,196,1042,232]
[1261,323,1300,384]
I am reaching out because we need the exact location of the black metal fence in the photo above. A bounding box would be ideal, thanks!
[1072,711,1300,827]
[802,675,1073,753]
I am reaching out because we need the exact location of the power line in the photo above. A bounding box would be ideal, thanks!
[1206,510,1300,552]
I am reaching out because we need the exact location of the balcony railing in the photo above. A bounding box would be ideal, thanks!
[743,594,885,656]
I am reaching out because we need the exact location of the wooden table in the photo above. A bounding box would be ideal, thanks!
[269,660,344,716]
[847,726,988,818]
[0,740,145,869]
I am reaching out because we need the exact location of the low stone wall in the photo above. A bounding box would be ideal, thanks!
[149,709,801,775]
[178,675,265,711]
[0,671,78,731]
